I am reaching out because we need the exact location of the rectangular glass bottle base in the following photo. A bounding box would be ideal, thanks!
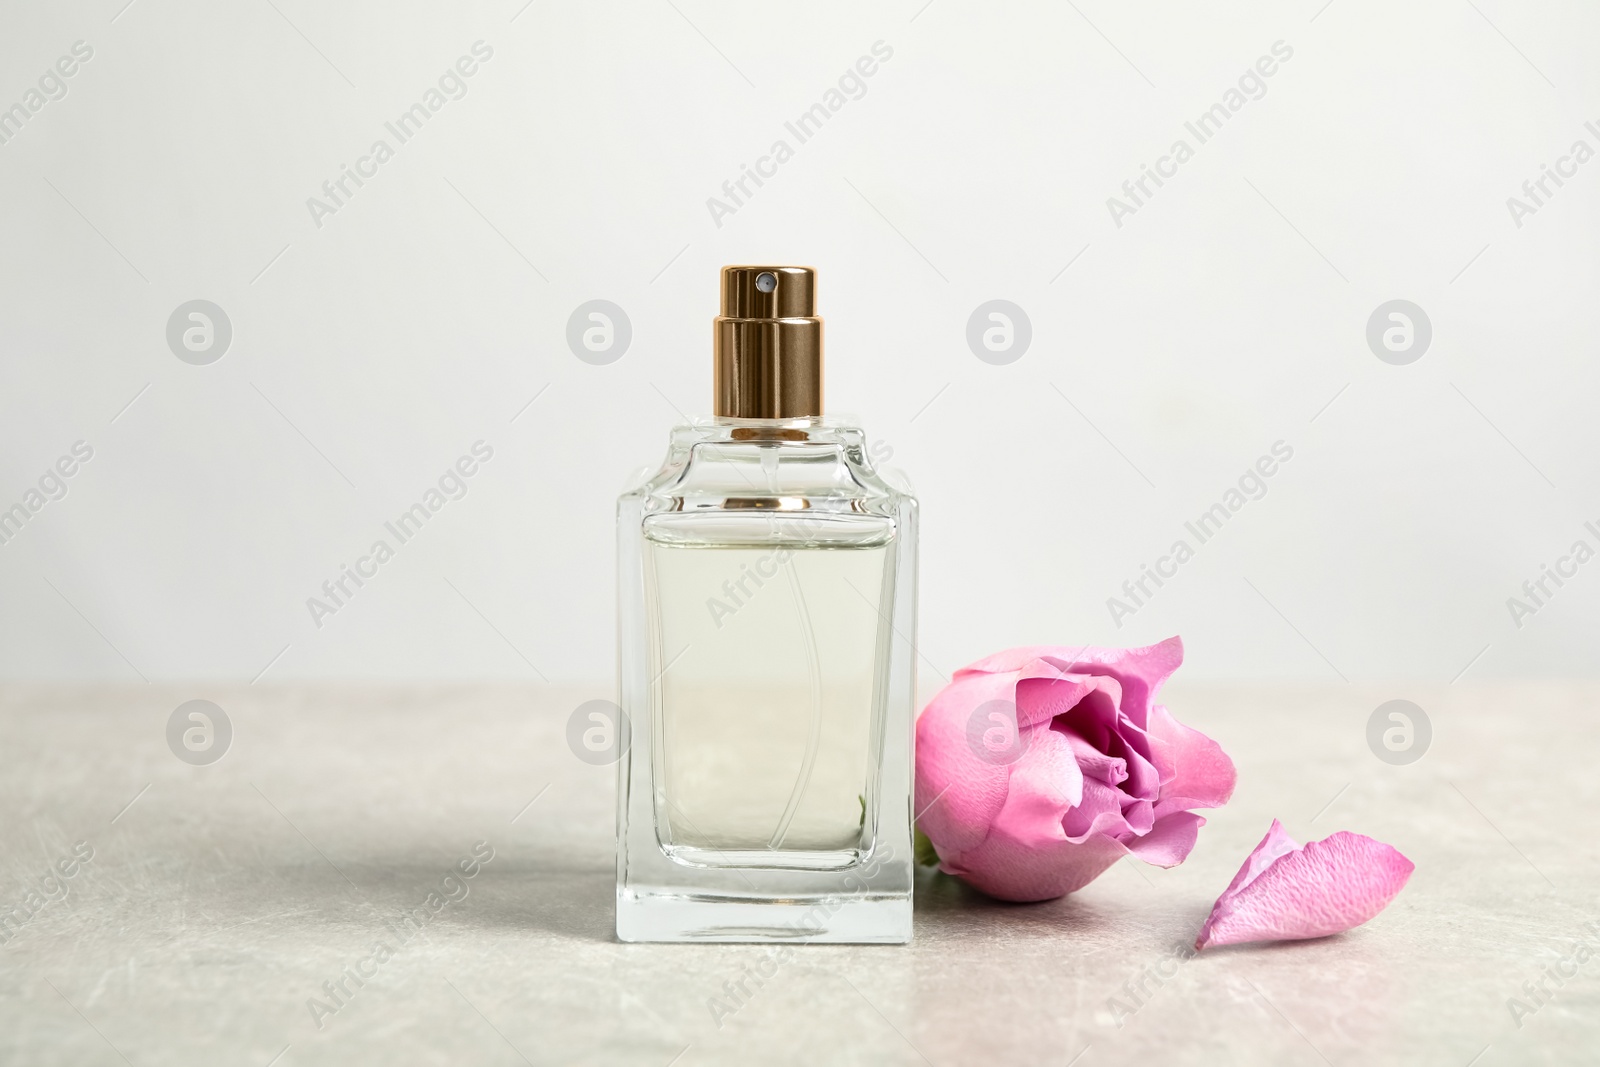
[616,419,918,947]
[616,887,912,944]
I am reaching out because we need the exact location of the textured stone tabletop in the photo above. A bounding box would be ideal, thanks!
[1,681,1596,1065]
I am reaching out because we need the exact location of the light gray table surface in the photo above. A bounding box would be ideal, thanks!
[1,680,1595,1066]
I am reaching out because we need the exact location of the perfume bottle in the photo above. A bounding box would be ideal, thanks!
[616,265,916,943]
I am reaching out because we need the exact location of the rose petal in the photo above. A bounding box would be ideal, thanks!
[915,671,1088,863]
[944,822,1127,902]
[958,636,1184,730]
[1062,776,1133,842]
[1148,704,1237,817]
[1121,811,1204,867]
[990,726,1082,849]
[1195,820,1414,950]
[914,671,1032,855]
[1107,725,1161,801]
[1015,672,1115,730]
[1214,818,1301,900]
[1054,727,1127,787]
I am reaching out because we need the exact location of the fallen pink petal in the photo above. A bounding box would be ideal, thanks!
[1194,820,1414,950]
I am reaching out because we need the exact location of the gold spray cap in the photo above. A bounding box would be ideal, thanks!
[714,266,823,419]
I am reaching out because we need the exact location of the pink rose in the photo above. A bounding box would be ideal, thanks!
[914,637,1235,902]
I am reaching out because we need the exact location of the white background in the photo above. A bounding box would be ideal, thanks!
[1,0,1596,686]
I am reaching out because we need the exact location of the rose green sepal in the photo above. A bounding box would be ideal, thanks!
[914,827,940,868]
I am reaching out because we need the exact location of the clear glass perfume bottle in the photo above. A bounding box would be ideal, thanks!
[616,266,916,943]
